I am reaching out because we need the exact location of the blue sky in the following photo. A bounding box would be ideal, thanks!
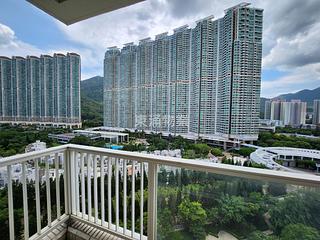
[0,0,320,98]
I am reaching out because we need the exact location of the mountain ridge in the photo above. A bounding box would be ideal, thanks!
[81,76,104,103]
[273,87,320,104]
[81,76,320,119]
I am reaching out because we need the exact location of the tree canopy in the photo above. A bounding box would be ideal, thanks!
[178,199,207,240]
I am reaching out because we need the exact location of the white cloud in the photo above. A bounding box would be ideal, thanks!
[263,22,320,69]
[261,63,320,98]
[0,23,99,79]
[2,0,320,96]
[0,23,42,56]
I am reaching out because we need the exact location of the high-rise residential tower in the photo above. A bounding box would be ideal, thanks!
[288,100,306,126]
[265,99,307,126]
[0,56,12,120]
[270,100,282,121]
[136,38,153,131]
[264,100,271,120]
[0,53,81,127]
[313,100,320,125]
[104,3,263,141]
[104,47,120,128]
[119,43,137,129]
[170,25,191,134]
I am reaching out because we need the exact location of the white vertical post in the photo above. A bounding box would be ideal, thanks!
[35,158,41,234]
[45,156,52,227]
[115,158,119,231]
[55,153,61,220]
[147,163,158,240]
[100,155,105,226]
[80,153,86,218]
[7,165,15,240]
[22,162,29,239]
[75,152,80,215]
[108,158,112,228]
[87,153,92,221]
[63,150,69,215]
[93,154,98,223]
[131,160,135,237]
[123,159,127,235]
[70,151,76,215]
[140,163,144,239]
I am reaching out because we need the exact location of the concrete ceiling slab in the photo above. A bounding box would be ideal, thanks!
[27,0,144,25]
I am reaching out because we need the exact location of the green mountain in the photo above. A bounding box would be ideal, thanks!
[80,76,103,127]
[275,87,320,105]
[81,76,103,103]
[260,86,320,117]
[80,76,320,121]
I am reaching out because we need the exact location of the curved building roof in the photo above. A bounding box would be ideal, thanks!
[250,147,320,172]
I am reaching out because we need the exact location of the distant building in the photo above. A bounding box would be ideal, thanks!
[48,129,129,144]
[264,100,271,120]
[265,100,306,126]
[287,100,307,126]
[270,100,282,121]
[104,3,264,142]
[25,140,46,153]
[0,53,81,128]
[251,147,320,172]
[313,100,320,125]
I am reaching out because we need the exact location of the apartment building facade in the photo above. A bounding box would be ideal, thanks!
[313,100,320,125]
[104,3,263,141]
[0,53,81,127]
[265,99,307,126]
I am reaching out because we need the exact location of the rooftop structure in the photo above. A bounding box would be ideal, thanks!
[73,130,129,143]
[48,129,129,144]
[250,147,320,171]
[25,140,46,153]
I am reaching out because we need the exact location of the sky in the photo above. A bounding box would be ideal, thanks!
[0,0,320,98]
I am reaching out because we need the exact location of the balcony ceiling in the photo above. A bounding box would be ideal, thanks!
[27,0,145,25]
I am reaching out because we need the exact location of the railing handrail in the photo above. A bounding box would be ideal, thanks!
[67,144,320,187]
[0,144,67,168]
[0,143,319,187]
[2,143,320,240]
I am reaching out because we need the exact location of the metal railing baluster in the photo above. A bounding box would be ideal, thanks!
[7,165,15,240]
[87,153,92,221]
[131,160,135,238]
[22,162,29,239]
[140,162,144,240]
[75,152,80,215]
[45,156,52,227]
[63,150,69,215]
[108,157,112,228]
[101,155,105,226]
[35,158,41,234]
[70,151,76,215]
[55,153,61,220]
[147,162,158,240]
[93,154,98,223]
[80,152,86,218]
[123,159,127,235]
[115,157,119,231]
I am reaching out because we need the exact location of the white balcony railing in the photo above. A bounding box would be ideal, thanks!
[0,144,320,240]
